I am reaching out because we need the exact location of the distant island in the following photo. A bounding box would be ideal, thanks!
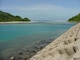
[68,13,80,22]
[0,11,30,22]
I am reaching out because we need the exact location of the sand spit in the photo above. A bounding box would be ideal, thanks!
[0,21,31,24]
[29,23,80,60]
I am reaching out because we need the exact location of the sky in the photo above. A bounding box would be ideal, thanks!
[0,0,80,22]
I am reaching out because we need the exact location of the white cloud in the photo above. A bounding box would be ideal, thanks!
[0,4,79,11]
[0,4,80,21]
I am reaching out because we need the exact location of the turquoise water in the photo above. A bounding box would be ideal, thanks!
[0,23,75,53]
[0,23,75,41]
[0,23,75,46]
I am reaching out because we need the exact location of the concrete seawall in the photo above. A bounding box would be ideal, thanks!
[29,23,80,60]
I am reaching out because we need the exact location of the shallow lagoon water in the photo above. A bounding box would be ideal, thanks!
[0,22,76,59]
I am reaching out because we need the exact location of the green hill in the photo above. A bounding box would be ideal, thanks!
[0,11,30,22]
[68,13,80,22]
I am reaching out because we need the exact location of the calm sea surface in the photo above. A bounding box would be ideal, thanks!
[0,22,76,57]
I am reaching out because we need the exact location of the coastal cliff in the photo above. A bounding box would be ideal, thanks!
[29,23,80,60]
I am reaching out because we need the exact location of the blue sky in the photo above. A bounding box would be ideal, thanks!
[0,0,80,22]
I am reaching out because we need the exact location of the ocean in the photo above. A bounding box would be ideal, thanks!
[0,22,76,59]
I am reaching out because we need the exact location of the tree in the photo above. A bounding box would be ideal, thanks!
[22,18,30,21]
[0,10,31,22]
[68,13,80,22]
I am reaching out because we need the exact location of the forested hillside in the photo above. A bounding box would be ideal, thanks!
[0,11,30,22]
[68,13,80,22]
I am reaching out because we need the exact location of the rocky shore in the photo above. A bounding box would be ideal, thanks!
[0,38,54,60]
[29,23,80,60]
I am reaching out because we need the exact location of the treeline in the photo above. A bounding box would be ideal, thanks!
[68,13,80,22]
[0,11,30,22]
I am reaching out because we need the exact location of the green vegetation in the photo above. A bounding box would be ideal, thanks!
[68,13,80,22]
[22,18,30,21]
[0,11,30,22]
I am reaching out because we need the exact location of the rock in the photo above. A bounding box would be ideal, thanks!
[19,52,23,55]
[10,56,15,60]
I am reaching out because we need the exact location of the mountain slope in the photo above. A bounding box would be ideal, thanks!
[68,13,80,22]
[0,11,30,22]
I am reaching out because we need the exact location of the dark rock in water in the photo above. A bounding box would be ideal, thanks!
[24,58,28,60]
[32,50,36,53]
[40,46,44,49]
[18,52,23,55]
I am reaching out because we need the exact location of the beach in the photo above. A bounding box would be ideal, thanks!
[0,21,33,24]
[29,23,80,60]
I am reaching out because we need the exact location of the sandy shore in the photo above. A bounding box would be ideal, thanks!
[29,23,80,60]
[0,21,32,24]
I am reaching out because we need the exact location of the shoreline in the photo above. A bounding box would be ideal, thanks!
[0,21,33,24]
[29,23,80,60]
[0,21,77,24]
[0,23,77,60]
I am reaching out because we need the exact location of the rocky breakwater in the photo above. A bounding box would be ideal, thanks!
[29,23,80,60]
